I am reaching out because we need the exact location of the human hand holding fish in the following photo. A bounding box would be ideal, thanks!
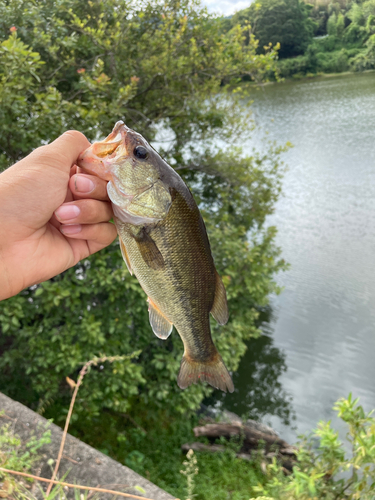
[0,130,117,301]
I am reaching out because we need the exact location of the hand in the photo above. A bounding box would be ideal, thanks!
[0,131,117,300]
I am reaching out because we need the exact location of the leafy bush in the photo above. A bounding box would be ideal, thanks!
[350,33,375,70]
[315,48,350,72]
[343,23,367,44]
[277,55,311,77]
[313,35,341,52]
[327,13,338,36]
[252,394,375,500]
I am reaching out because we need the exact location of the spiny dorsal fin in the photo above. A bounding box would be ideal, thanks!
[210,271,229,325]
[119,237,133,276]
[135,230,165,271]
[147,298,173,339]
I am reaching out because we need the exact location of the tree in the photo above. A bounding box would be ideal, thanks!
[232,0,315,59]
[0,0,286,425]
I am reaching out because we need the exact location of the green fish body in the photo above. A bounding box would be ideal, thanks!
[78,121,234,393]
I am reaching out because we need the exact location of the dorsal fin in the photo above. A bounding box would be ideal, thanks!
[119,237,133,275]
[147,298,173,339]
[210,271,229,325]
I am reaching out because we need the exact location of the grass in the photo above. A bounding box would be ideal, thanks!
[67,408,266,500]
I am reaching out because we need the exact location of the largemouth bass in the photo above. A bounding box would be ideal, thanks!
[78,121,234,393]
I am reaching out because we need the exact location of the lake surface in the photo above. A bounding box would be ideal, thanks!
[210,72,375,444]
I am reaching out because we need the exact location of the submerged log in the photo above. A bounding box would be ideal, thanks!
[187,409,298,475]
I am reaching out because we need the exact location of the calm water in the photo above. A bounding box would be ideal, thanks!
[211,72,375,444]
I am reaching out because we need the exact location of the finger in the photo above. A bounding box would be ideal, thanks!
[55,199,113,225]
[60,222,117,254]
[69,174,109,201]
[49,131,91,170]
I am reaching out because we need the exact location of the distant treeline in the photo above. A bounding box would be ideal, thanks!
[222,0,375,78]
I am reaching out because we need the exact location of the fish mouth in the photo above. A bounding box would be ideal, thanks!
[77,121,129,180]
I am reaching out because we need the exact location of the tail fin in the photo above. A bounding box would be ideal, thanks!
[177,354,234,393]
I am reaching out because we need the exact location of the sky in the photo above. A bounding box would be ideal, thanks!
[201,0,250,16]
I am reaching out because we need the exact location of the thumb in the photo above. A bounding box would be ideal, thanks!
[25,131,91,175]
[45,131,91,170]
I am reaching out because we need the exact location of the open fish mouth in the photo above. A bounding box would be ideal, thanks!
[92,120,128,157]
[77,121,129,179]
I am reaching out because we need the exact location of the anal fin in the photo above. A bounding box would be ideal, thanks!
[147,298,173,339]
[210,271,229,325]
[119,237,133,275]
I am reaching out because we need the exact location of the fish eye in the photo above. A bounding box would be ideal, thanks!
[134,145,148,160]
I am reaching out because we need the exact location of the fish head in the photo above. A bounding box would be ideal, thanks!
[78,121,172,225]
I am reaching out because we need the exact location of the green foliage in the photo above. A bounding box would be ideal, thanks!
[69,410,265,500]
[327,12,338,36]
[315,48,350,72]
[232,0,315,58]
[313,35,341,52]
[0,0,285,423]
[0,418,51,473]
[251,394,375,499]
[326,11,346,37]
[0,33,65,169]
[0,417,56,499]
[233,0,375,77]
[308,3,329,37]
[277,54,311,78]
[351,33,375,70]
[347,2,365,27]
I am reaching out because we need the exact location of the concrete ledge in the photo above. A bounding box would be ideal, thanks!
[0,392,175,499]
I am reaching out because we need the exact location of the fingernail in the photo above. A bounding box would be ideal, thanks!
[55,204,80,221]
[74,175,95,193]
[60,224,82,235]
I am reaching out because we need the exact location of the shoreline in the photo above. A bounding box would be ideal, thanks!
[267,68,375,85]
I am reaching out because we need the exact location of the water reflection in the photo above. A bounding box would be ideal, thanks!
[206,309,295,426]
[248,72,375,443]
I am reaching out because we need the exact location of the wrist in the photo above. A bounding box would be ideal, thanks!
[0,247,22,300]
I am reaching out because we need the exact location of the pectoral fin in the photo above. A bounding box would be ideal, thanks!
[135,230,165,271]
[119,237,133,275]
[210,271,229,325]
[147,298,173,339]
